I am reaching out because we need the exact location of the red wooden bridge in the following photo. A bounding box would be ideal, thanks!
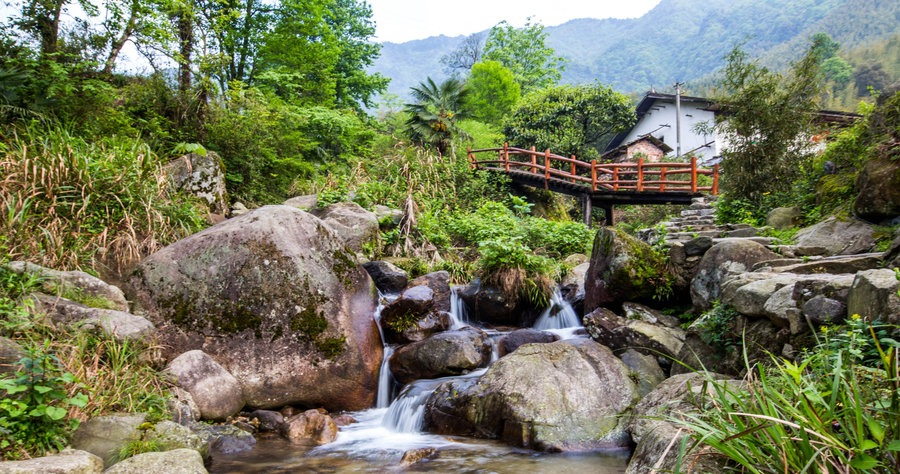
[467,144,719,225]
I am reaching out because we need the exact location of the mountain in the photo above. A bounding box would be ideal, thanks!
[370,0,900,100]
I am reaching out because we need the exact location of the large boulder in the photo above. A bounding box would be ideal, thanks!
[310,202,379,253]
[0,449,103,474]
[165,350,244,420]
[795,216,875,256]
[583,308,685,362]
[127,205,382,411]
[388,327,491,384]
[690,240,778,311]
[103,448,206,474]
[854,158,900,222]
[379,285,450,344]
[585,227,670,312]
[847,268,900,325]
[6,261,128,311]
[164,151,228,216]
[424,339,639,451]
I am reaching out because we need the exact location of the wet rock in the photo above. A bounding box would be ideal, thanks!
[795,216,875,256]
[333,414,356,426]
[5,261,129,312]
[103,448,206,474]
[560,262,589,311]
[847,268,900,324]
[71,414,146,466]
[457,278,541,327]
[249,410,284,433]
[424,339,639,451]
[0,448,103,474]
[165,151,228,215]
[497,329,559,357]
[0,336,25,377]
[128,205,381,411]
[279,410,338,446]
[619,349,665,398]
[362,261,408,294]
[766,206,802,230]
[585,227,670,311]
[410,271,452,312]
[689,240,778,311]
[389,327,491,384]
[165,350,244,421]
[310,202,379,253]
[379,285,452,344]
[398,447,437,467]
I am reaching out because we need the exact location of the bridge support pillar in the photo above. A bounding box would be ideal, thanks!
[582,195,592,227]
[602,205,613,226]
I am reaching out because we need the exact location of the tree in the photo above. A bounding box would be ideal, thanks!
[712,40,824,212]
[464,60,520,125]
[854,62,889,97]
[482,19,565,94]
[822,56,853,88]
[403,77,470,156]
[324,0,389,110]
[440,33,484,77]
[502,82,634,160]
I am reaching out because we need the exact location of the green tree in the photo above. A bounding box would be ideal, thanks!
[324,0,389,110]
[464,60,520,125]
[712,40,824,213]
[403,77,470,156]
[502,82,634,160]
[482,19,565,93]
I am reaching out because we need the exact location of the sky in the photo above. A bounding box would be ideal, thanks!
[367,0,663,43]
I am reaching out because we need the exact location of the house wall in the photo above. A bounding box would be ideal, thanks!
[621,100,718,163]
[626,141,665,162]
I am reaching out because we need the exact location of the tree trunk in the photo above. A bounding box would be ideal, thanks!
[102,1,139,75]
[177,7,193,92]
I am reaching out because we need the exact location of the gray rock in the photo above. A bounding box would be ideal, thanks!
[497,329,559,357]
[103,448,206,474]
[128,205,382,411]
[765,254,882,275]
[310,201,379,253]
[409,271,452,312]
[619,349,665,398]
[189,423,255,455]
[690,240,778,311]
[766,207,802,230]
[854,158,900,222]
[726,277,795,317]
[167,387,200,425]
[584,308,685,360]
[0,337,25,377]
[165,151,228,216]
[362,260,408,294]
[723,227,759,238]
[230,202,248,216]
[145,421,209,458]
[763,284,805,334]
[282,194,317,210]
[31,293,154,343]
[389,327,491,384]
[796,217,875,256]
[847,268,900,324]
[279,410,338,445]
[373,205,403,228]
[0,449,103,474]
[803,295,847,324]
[249,410,284,433]
[5,261,128,311]
[560,262,590,304]
[683,236,713,256]
[622,302,681,328]
[585,227,670,311]
[71,414,146,466]
[424,339,639,451]
[166,350,244,420]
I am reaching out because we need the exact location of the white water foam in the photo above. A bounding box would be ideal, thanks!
[448,286,471,329]
[532,288,583,332]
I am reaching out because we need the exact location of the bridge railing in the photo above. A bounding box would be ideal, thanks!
[467,143,719,194]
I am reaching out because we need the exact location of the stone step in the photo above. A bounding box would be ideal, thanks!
[680,208,716,218]
[712,236,776,246]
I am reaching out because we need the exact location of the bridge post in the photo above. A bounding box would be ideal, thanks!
[691,156,698,193]
[582,195,592,227]
[530,147,537,173]
[544,150,550,190]
[712,164,720,195]
[602,204,613,226]
[467,147,474,169]
[637,158,644,192]
[504,142,510,172]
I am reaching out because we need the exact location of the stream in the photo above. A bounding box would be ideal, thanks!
[209,289,630,473]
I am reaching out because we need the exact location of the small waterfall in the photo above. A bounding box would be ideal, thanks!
[448,286,470,329]
[381,369,488,433]
[533,287,583,333]
[376,345,395,408]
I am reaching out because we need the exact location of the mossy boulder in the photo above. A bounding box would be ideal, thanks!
[584,227,671,312]
[854,158,900,222]
[423,339,639,451]
[165,151,228,215]
[6,261,128,311]
[127,205,381,411]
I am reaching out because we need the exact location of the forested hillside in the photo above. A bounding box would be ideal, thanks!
[372,0,900,99]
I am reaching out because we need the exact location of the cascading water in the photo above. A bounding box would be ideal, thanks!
[447,286,470,330]
[532,287,584,340]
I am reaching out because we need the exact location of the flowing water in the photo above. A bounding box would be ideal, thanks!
[209,288,628,473]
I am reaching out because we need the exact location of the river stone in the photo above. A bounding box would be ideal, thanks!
[625,373,734,474]
[166,350,244,420]
[689,240,778,311]
[279,410,338,445]
[31,293,155,343]
[424,339,639,451]
[103,448,206,474]
[165,151,228,216]
[128,205,381,411]
[497,329,559,357]
[847,268,900,324]
[71,414,146,466]
[622,302,681,328]
[795,217,875,256]
[803,295,847,324]
[618,349,665,398]
[0,336,25,377]
[398,447,437,467]
[854,158,900,222]
[283,194,318,210]
[5,261,128,311]
[0,448,103,474]
[583,308,685,360]
[249,410,284,432]
[766,206,802,230]
[167,387,200,425]
[310,201,379,253]
[389,327,491,384]
[409,271,451,312]
[683,236,713,256]
[189,423,256,455]
[585,227,670,311]
[362,260,408,294]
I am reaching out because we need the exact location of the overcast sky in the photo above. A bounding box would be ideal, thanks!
[367,0,663,43]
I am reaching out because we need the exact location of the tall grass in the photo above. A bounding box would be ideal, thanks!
[0,125,206,276]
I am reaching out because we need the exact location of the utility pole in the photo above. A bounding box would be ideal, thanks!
[674,82,682,158]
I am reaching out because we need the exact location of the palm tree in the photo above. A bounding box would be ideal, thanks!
[403,77,470,156]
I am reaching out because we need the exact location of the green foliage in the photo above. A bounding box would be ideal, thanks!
[482,19,565,94]
[403,77,470,156]
[0,347,88,459]
[113,436,164,464]
[502,82,634,160]
[673,318,900,473]
[463,60,520,126]
[696,301,741,351]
